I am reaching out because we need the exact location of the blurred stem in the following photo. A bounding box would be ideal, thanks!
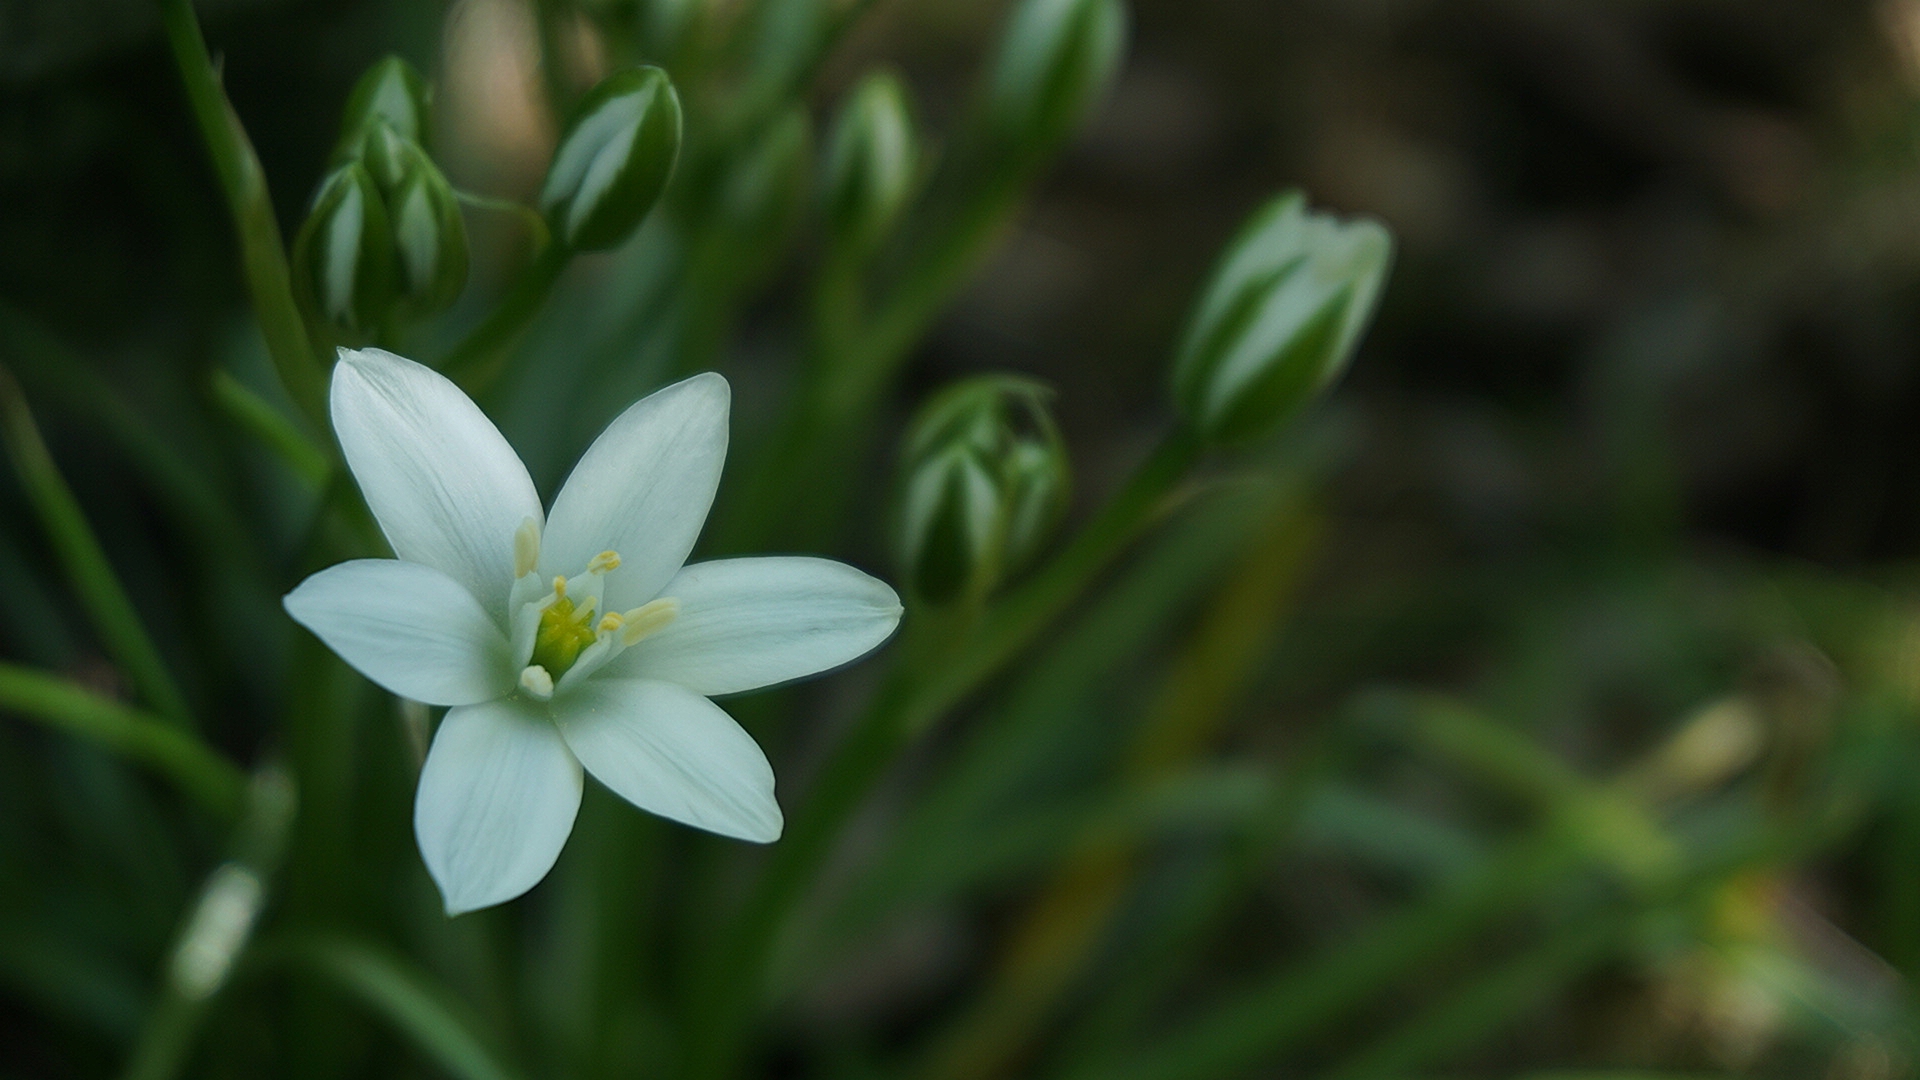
[1316,912,1629,1080]
[211,372,330,490]
[255,935,525,1080]
[910,490,1323,1080]
[440,243,571,392]
[0,367,197,731]
[686,431,1202,1080]
[1058,826,1589,1080]
[0,662,243,817]
[155,0,326,429]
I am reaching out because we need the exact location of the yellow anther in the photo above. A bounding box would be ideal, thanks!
[587,550,623,575]
[513,517,541,578]
[598,612,625,635]
[519,664,555,699]
[552,576,568,598]
[618,597,680,647]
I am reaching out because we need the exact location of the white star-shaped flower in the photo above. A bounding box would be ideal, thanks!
[284,348,902,914]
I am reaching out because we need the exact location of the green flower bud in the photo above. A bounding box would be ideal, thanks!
[822,71,917,251]
[1171,191,1393,445]
[540,66,683,251]
[985,0,1126,156]
[336,56,431,155]
[897,376,1070,606]
[292,163,397,334]
[387,152,469,316]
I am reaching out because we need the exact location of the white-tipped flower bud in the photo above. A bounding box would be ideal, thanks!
[823,71,918,252]
[985,0,1126,158]
[896,376,1070,606]
[388,153,469,316]
[292,162,397,334]
[1171,191,1393,445]
[540,66,684,251]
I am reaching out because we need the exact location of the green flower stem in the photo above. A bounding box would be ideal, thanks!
[155,0,326,429]
[714,160,1042,553]
[909,492,1322,1080]
[686,432,1202,1080]
[0,367,197,732]
[440,243,571,392]
[210,372,331,490]
[0,662,243,817]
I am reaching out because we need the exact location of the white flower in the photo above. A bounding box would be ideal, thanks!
[283,348,902,915]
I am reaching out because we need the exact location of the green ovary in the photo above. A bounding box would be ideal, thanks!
[530,595,598,677]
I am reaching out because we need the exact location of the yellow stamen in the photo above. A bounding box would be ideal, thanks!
[598,612,625,634]
[513,518,541,578]
[587,550,623,574]
[619,597,680,646]
[552,576,568,598]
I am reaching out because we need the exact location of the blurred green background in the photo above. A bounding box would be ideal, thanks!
[8,0,1920,1078]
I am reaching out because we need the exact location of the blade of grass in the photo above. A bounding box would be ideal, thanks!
[210,371,330,490]
[154,0,325,428]
[0,663,241,819]
[0,367,196,731]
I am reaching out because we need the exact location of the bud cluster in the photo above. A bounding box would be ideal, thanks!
[294,57,467,333]
[1170,191,1393,445]
[896,377,1070,606]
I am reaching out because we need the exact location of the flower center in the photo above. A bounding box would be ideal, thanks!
[506,521,680,701]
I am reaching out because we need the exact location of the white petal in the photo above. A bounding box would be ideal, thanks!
[331,348,543,621]
[615,557,902,696]
[540,373,728,615]
[554,678,780,842]
[414,698,583,915]
[284,559,515,706]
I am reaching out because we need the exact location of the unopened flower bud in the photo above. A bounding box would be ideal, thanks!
[984,0,1126,157]
[540,66,683,251]
[337,56,431,154]
[823,71,917,251]
[1171,191,1393,445]
[388,155,469,315]
[292,163,397,334]
[896,376,1070,605]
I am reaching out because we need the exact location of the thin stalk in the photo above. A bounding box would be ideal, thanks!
[155,0,326,428]
[0,367,197,731]
[440,243,571,392]
[210,372,330,490]
[685,432,1203,1080]
[0,662,243,817]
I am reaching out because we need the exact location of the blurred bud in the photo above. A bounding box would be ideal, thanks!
[292,163,397,334]
[346,122,469,316]
[337,56,431,154]
[388,154,470,315]
[985,0,1126,155]
[823,71,917,251]
[540,66,683,251]
[1171,191,1393,445]
[897,376,1070,605]
[722,107,811,248]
